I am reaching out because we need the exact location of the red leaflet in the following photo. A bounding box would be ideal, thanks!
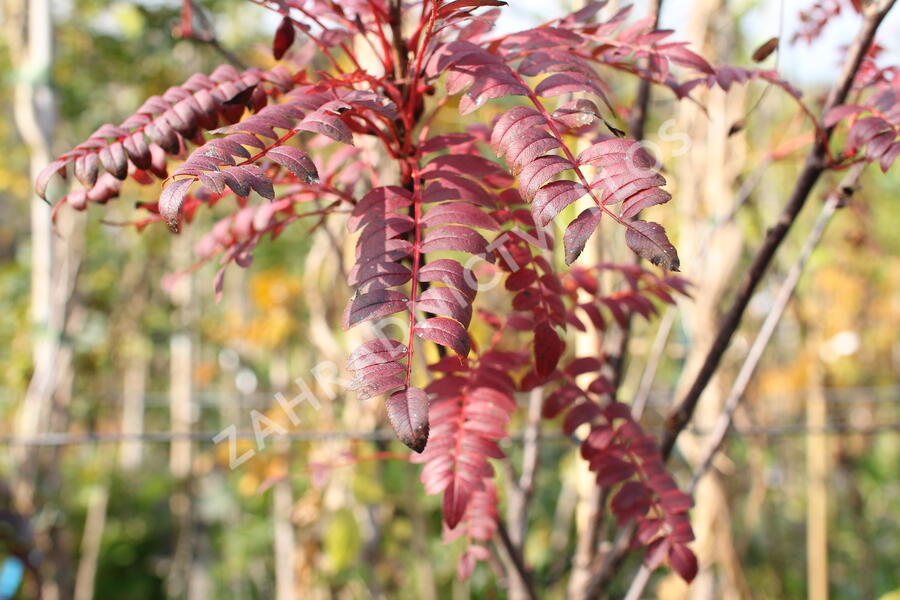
[266,145,320,183]
[342,289,409,329]
[620,187,671,219]
[420,225,489,256]
[272,16,295,60]
[668,544,699,583]
[505,268,537,291]
[562,401,601,435]
[420,133,477,154]
[421,201,500,230]
[417,259,477,301]
[295,111,354,145]
[349,261,412,292]
[563,208,602,265]
[824,104,865,128]
[518,155,573,199]
[534,320,565,377]
[159,178,194,233]
[386,388,430,453]
[624,220,680,272]
[534,71,605,98]
[417,287,473,326]
[611,481,652,521]
[437,0,507,19]
[98,142,128,180]
[532,180,586,227]
[423,154,508,178]
[502,128,560,174]
[490,106,545,154]
[459,69,529,114]
[346,339,408,371]
[74,152,99,188]
[415,317,471,357]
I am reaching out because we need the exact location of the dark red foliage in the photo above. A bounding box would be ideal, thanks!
[39,0,843,583]
[825,59,900,172]
[793,0,861,45]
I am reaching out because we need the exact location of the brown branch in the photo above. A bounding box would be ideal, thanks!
[184,0,247,69]
[621,163,863,600]
[502,387,542,599]
[606,0,665,395]
[626,0,664,141]
[658,0,896,462]
[687,162,863,494]
[495,518,539,600]
[570,5,665,596]
[585,3,895,595]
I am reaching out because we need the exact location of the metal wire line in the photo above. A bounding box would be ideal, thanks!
[1,422,898,446]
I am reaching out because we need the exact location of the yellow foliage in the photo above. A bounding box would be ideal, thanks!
[808,266,864,335]
[209,270,303,348]
[250,270,302,310]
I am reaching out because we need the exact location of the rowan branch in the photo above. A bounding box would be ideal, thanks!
[621,162,864,600]
[659,0,896,462]
[687,162,864,494]
[495,518,539,600]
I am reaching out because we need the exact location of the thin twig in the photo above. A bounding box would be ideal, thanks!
[519,387,543,495]
[631,308,676,419]
[495,518,539,600]
[589,3,896,595]
[503,387,542,598]
[186,1,248,69]
[687,163,862,495]
[622,162,862,600]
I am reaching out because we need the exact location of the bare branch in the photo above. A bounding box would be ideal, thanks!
[495,518,539,600]
[687,162,864,494]
[659,0,896,462]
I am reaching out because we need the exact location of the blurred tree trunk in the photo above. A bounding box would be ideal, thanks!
[115,252,153,471]
[167,234,198,599]
[119,343,149,471]
[6,0,57,506]
[169,234,194,479]
[666,1,750,598]
[6,3,85,597]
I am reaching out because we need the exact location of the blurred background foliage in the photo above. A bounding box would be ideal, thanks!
[0,1,898,599]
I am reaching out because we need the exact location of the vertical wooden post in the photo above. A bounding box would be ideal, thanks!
[73,486,109,600]
[7,0,57,510]
[273,479,297,600]
[169,233,194,478]
[119,339,148,471]
[807,360,828,600]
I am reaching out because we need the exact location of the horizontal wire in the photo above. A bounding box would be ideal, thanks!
[1,422,898,446]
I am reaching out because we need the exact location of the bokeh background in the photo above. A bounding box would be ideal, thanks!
[1,1,898,598]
